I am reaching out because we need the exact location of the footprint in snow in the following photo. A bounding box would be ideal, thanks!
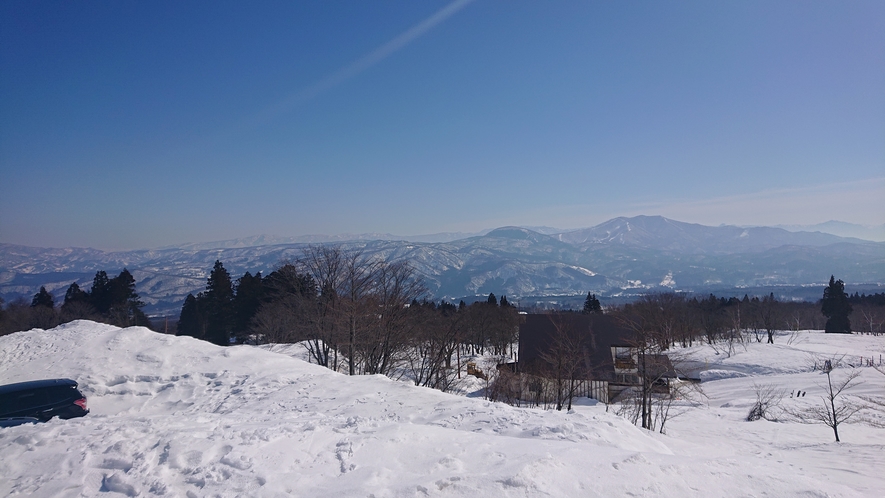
[336,439,355,473]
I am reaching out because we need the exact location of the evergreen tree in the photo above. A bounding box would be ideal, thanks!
[109,269,138,308]
[232,271,263,338]
[263,264,315,301]
[31,286,55,308]
[582,292,602,314]
[205,260,234,345]
[63,282,88,307]
[822,275,852,333]
[106,269,149,327]
[438,300,457,315]
[487,293,498,306]
[500,295,510,307]
[60,282,96,320]
[88,271,113,314]
[177,293,207,339]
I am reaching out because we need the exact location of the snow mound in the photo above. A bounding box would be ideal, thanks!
[1,322,883,497]
[699,369,750,382]
[1,321,670,497]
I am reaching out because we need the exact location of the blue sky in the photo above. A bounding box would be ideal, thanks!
[2,1,883,250]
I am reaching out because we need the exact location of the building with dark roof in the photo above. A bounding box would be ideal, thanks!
[511,313,675,404]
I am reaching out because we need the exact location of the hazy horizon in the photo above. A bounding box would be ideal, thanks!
[2,1,883,250]
[2,214,884,252]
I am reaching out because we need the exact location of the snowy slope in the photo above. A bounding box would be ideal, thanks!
[666,331,885,497]
[1,322,883,497]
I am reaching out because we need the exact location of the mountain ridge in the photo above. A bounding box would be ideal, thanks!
[2,216,882,317]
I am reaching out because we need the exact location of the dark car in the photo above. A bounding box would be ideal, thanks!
[0,378,89,425]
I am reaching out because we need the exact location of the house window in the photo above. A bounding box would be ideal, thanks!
[613,347,636,371]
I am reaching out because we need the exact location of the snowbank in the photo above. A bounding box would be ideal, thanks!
[698,369,750,382]
[1,321,883,497]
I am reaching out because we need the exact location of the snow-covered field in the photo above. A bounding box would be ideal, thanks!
[1,321,883,497]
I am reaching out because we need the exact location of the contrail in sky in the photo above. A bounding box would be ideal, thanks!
[247,0,476,127]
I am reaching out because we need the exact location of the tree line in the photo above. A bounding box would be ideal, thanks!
[485,275,875,432]
[175,247,521,390]
[0,269,150,335]
[611,275,876,352]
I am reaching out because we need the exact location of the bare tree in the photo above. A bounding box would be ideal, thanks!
[617,300,671,430]
[403,302,461,390]
[59,300,100,324]
[486,365,527,406]
[743,297,764,342]
[726,304,748,354]
[747,383,786,421]
[789,362,864,442]
[404,307,444,386]
[759,293,781,344]
[360,260,424,376]
[250,299,300,344]
[653,371,702,434]
[295,247,347,370]
[338,250,380,376]
[696,295,726,346]
[463,302,495,355]
[537,314,587,411]
[854,304,884,335]
[615,298,708,433]
[0,297,59,332]
[275,247,430,377]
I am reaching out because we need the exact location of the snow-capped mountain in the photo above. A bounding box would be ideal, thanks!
[556,215,868,253]
[2,217,883,317]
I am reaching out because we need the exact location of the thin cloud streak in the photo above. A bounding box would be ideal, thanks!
[246,0,476,127]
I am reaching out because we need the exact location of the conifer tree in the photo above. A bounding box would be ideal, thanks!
[105,269,149,327]
[487,293,498,306]
[109,269,138,308]
[232,271,263,339]
[31,286,55,308]
[583,292,602,314]
[177,293,207,339]
[438,300,457,314]
[63,282,88,307]
[822,276,852,333]
[89,271,112,314]
[205,260,234,345]
[60,282,96,320]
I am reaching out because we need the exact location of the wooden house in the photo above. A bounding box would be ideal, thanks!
[510,313,675,404]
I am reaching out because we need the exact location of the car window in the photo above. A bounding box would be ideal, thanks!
[48,386,77,400]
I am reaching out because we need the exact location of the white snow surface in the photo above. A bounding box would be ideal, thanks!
[0,321,883,497]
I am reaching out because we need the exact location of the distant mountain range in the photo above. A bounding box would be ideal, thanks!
[772,221,885,242]
[2,216,883,317]
[159,230,496,249]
